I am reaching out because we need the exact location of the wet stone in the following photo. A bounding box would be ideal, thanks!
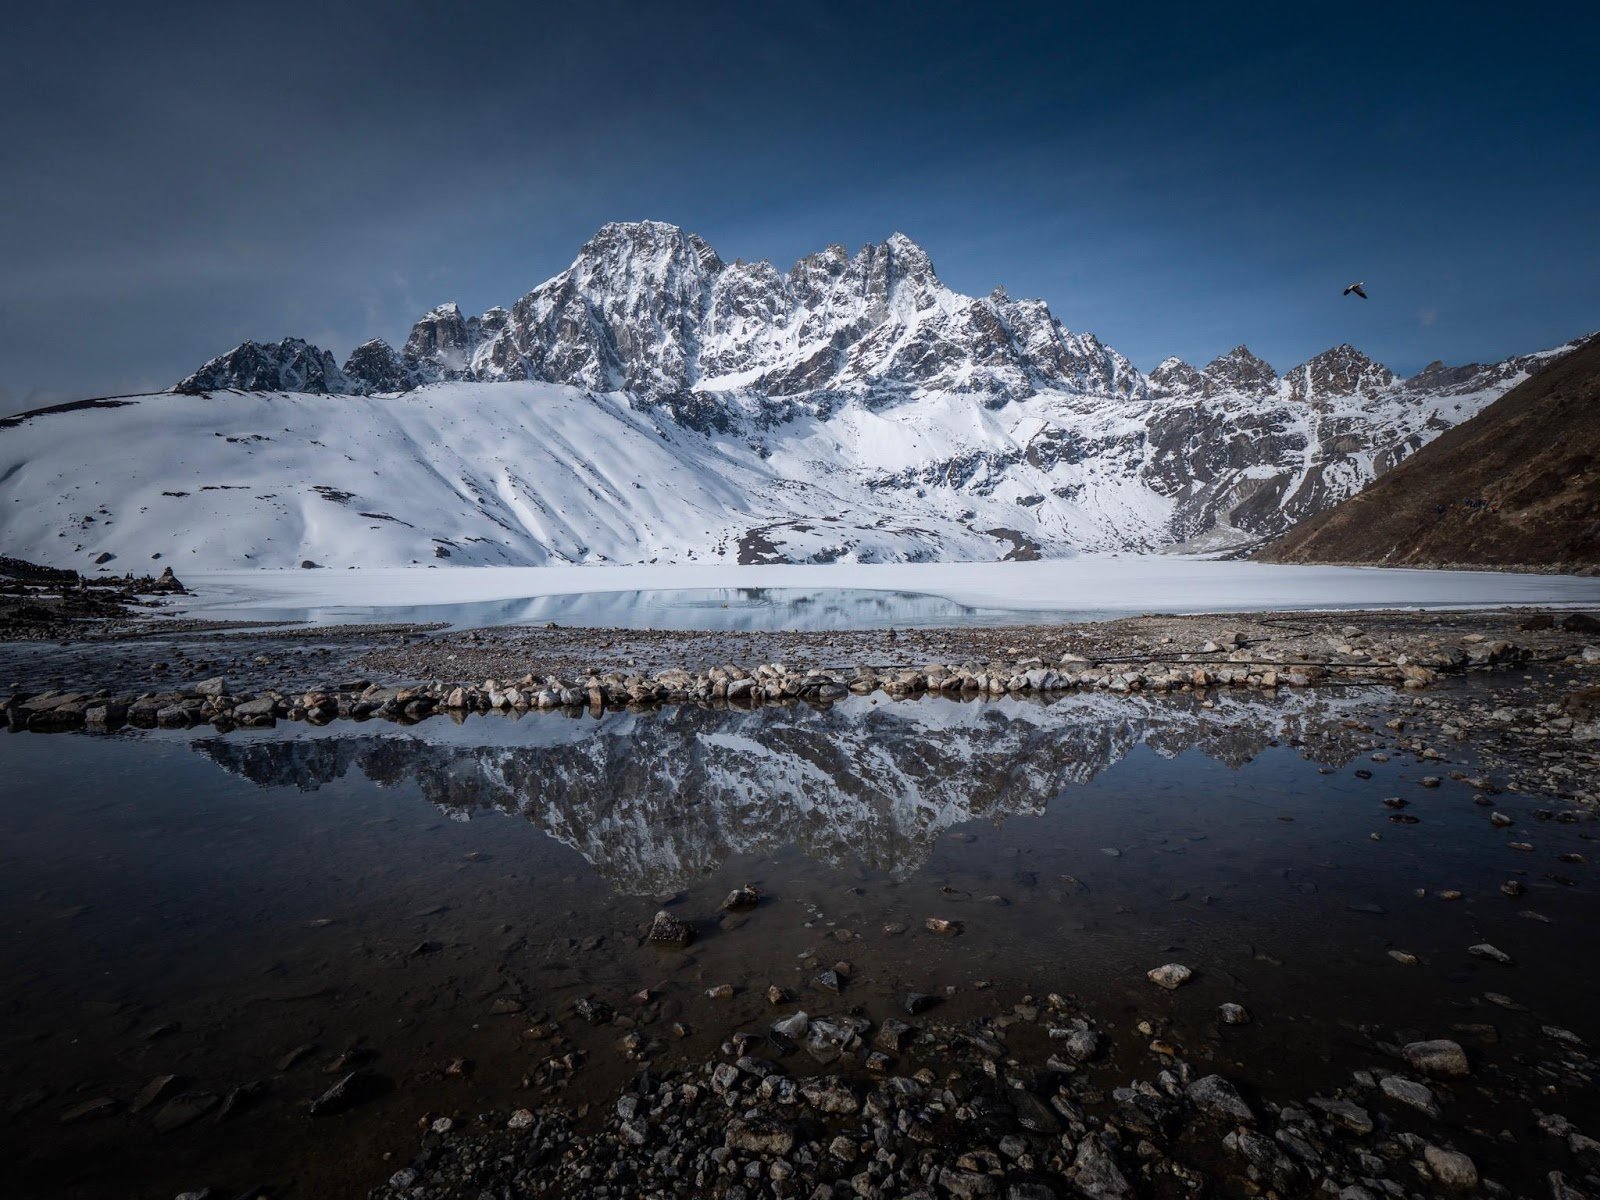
[153,1091,219,1133]
[647,909,694,947]
[1403,1039,1469,1078]
[1379,1075,1442,1118]
[1146,963,1193,990]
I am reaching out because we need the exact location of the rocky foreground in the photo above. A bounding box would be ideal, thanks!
[366,986,1597,1200]
[8,609,1600,804]
[7,605,1600,1199]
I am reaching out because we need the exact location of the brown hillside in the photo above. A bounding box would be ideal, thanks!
[1259,336,1600,571]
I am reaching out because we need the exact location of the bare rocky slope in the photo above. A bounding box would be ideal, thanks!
[1260,336,1600,571]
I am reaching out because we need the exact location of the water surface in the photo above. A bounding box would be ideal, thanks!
[3,689,1596,1198]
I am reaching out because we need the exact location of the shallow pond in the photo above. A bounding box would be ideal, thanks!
[2,688,1596,1198]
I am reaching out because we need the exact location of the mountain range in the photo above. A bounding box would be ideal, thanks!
[0,220,1585,569]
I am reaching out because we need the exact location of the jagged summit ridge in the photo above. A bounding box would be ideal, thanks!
[178,221,1145,403]
[174,221,1514,414]
[178,337,351,395]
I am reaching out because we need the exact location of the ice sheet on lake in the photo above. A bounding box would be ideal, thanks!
[176,557,1600,629]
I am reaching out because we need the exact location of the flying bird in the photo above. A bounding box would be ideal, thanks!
[1343,281,1368,299]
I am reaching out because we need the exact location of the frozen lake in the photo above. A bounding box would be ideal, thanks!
[175,557,1600,631]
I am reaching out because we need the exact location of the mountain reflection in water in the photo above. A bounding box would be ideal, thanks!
[189,586,1092,631]
[194,690,1378,893]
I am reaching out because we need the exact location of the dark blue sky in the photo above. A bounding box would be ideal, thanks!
[3,1,1597,411]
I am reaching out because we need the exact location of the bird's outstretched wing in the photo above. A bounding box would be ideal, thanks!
[1344,282,1368,299]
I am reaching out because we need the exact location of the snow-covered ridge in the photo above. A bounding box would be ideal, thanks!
[178,221,1148,403]
[1,221,1589,569]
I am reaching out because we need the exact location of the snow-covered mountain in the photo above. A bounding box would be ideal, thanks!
[0,221,1586,570]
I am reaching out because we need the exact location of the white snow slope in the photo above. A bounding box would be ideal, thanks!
[0,220,1589,572]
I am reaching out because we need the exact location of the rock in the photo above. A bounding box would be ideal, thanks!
[804,1015,867,1064]
[1424,1144,1479,1189]
[924,916,962,935]
[1379,1075,1441,1118]
[939,1168,1000,1198]
[1311,1097,1374,1134]
[574,996,614,1024]
[1071,1137,1131,1198]
[1225,1129,1299,1189]
[800,1079,860,1114]
[1146,963,1193,989]
[129,1073,181,1114]
[1468,942,1513,964]
[705,983,735,1000]
[1219,1002,1250,1025]
[647,909,694,947]
[904,991,939,1015]
[152,1091,219,1133]
[1013,1089,1062,1134]
[1403,1039,1469,1078]
[232,695,276,719]
[875,1018,913,1054]
[155,704,190,727]
[1062,1028,1100,1061]
[725,1116,795,1155]
[216,1082,264,1122]
[308,1071,372,1116]
[721,885,760,911]
[771,1011,809,1039]
[1187,1074,1254,1123]
[59,1096,117,1124]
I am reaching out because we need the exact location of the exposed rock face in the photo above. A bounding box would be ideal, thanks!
[341,339,408,393]
[1202,346,1279,398]
[1283,344,1397,404]
[176,338,351,394]
[1147,356,1205,398]
[401,303,510,385]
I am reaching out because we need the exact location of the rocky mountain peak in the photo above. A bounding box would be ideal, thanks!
[1286,343,1397,403]
[883,232,937,281]
[342,339,407,393]
[176,337,350,395]
[1202,345,1279,397]
[1147,356,1205,398]
[576,220,723,279]
[402,303,484,384]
